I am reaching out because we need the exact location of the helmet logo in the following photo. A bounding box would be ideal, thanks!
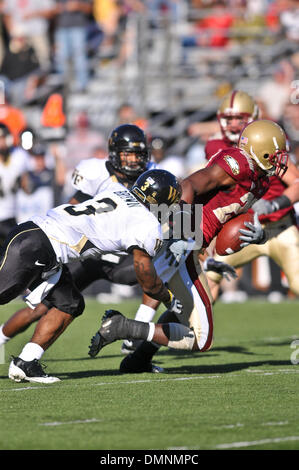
[141,176,155,191]
[240,136,248,145]
[168,186,180,203]
[223,156,240,175]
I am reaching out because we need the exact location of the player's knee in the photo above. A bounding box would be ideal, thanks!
[54,294,85,318]
[162,323,195,350]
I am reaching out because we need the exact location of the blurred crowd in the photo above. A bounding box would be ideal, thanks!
[0,0,298,302]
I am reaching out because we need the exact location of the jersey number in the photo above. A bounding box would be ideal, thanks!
[213,192,255,224]
[64,197,117,216]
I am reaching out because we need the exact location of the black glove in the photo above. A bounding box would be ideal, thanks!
[203,257,237,281]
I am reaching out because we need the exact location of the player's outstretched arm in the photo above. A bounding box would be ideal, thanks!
[132,248,183,315]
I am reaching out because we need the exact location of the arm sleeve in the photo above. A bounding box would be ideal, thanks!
[71,159,106,197]
[125,222,163,258]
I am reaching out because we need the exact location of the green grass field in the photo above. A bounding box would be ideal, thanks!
[0,298,298,451]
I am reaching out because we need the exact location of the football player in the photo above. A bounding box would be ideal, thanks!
[0,124,158,347]
[87,119,289,373]
[201,91,299,300]
[6,169,183,383]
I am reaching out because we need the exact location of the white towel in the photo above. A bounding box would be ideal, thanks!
[24,268,63,309]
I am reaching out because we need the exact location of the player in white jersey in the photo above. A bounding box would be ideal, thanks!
[6,168,182,383]
[0,124,29,244]
[0,124,156,346]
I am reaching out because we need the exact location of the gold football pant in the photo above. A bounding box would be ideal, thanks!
[206,215,299,296]
[154,246,214,351]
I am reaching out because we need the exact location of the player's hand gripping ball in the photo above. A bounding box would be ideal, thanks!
[215,212,254,256]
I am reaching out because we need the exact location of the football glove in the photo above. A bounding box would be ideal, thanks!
[252,195,291,215]
[239,212,266,247]
[165,239,191,267]
[164,289,183,315]
[203,257,237,281]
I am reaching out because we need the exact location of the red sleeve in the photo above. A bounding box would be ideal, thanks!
[208,149,249,182]
[205,139,226,161]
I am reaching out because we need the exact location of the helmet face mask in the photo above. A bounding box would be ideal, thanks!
[218,91,259,143]
[108,124,149,178]
[239,119,289,177]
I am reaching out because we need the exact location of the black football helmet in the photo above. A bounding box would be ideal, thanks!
[131,169,182,209]
[108,124,150,177]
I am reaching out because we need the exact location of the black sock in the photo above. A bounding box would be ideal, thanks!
[123,318,150,341]
[133,341,160,362]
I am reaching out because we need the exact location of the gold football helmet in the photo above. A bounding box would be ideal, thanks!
[239,119,288,177]
[217,90,259,143]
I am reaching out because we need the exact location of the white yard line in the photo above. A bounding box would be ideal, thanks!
[2,368,299,393]
[215,436,299,449]
[40,418,102,426]
[94,375,222,386]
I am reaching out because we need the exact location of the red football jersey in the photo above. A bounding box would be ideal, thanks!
[205,135,234,161]
[205,136,293,224]
[194,147,270,247]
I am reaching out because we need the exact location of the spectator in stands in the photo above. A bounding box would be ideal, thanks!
[54,0,93,93]
[0,123,29,245]
[195,0,234,48]
[2,0,55,71]
[0,94,27,145]
[150,136,185,178]
[64,110,105,171]
[257,60,295,121]
[147,0,183,28]
[0,24,41,106]
[17,140,65,223]
[93,0,120,57]
[279,0,299,43]
[117,102,148,130]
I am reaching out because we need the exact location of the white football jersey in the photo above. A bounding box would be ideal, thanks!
[30,183,163,265]
[0,148,29,221]
[71,158,157,198]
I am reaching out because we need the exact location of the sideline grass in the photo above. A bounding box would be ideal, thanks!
[0,298,298,450]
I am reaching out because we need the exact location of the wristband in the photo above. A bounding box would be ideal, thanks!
[271,195,291,212]
[166,289,174,305]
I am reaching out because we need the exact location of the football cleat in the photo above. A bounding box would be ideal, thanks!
[120,339,143,355]
[88,309,126,357]
[8,356,60,384]
[119,353,164,374]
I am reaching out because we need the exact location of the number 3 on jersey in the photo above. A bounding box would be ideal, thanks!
[64,198,117,216]
[213,192,255,224]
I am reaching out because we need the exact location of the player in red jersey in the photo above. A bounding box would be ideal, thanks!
[203,93,299,300]
[87,119,289,373]
[205,89,259,160]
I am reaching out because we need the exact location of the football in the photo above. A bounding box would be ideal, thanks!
[215,212,254,256]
